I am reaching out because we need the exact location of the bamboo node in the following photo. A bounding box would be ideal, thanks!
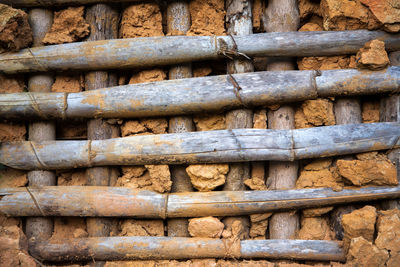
[229,129,246,161]
[217,35,251,60]
[27,48,47,72]
[26,187,46,217]
[87,140,94,167]
[62,92,69,120]
[27,92,47,119]
[227,74,249,108]
[29,141,48,169]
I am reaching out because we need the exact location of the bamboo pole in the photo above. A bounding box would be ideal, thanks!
[0,67,399,120]
[1,186,400,218]
[223,0,254,238]
[0,0,140,6]
[84,5,119,263]
[25,8,56,241]
[380,51,400,210]
[28,237,345,262]
[0,31,399,74]
[265,0,300,240]
[167,0,194,238]
[0,123,398,170]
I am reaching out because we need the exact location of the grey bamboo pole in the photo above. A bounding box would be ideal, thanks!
[1,186,400,218]
[381,51,400,210]
[25,8,56,242]
[84,5,119,266]
[0,123,398,170]
[166,0,194,238]
[0,31,399,74]
[28,237,345,262]
[223,0,254,238]
[0,67,398,120]
[330,84,363,240]
[265,0,300,240]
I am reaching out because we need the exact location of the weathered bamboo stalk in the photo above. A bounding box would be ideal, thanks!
[84,5,119,264]
[381,51,400,210]
[0,31,399,74]
[223,0,254,239]
[265,0,300,240]
[28,237,345,262]
[25,8,56,241]
[167,0,194,238]
[0,123,398,170]
[1,67,399,120]
[1,186,400,218]
[0,0,139,6]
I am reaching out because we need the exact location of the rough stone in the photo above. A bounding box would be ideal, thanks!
[347,236,388,267]
[187,0,226,36]
[356,40,390,70]
[188,217,224,238]
[336,158,398,186]
[186,164,228,191]
[0,4,32,53]
[193,114,226,131]
[120,3,164,38]
[43,6,90,44]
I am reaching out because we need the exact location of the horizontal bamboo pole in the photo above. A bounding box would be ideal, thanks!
[0,123,398,170]
[0,0,140,6]
[1,186,399,218]
[0,67,399,120]
[29,237,345,262]
[0,31,399,74]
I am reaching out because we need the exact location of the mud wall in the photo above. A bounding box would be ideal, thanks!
[0,0,399,266]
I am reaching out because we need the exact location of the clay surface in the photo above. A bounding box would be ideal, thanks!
[57,170,86,186]
[249,213,272,239]
[193,114,225,131]
[295,99,336,128]
[0,74,24,93]
[360,0,400,32]
[296,163,343,191]
[0,121,26,142]
[375,209,400,253]
[356,40,390,70]
[121,119,168,136]
[347,236,388,267]
[299,0,321,20]
[0,168,27,188]
[0,4,32,53]
[297,217,334,240]
[188,217,224,238]
[43,6,90,44]
[362,101,380,123]
[342,205,377,250]
[51,75,84,93]
[303,207,334,218]
[119,219,164,237]
[129,69,167,84]
[186,164,228,191]
[50,217,88,240]
[120,3,164,38]
[187,0,226,36]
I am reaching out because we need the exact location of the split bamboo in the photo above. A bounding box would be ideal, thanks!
[265,0,300,240]
[0,123,398,170]
[1,186,400,218]
[166,0,194,238]
[0,31,399,74]
[28,237,345,262]
[25,8,56,241]
[0,67,399,120]
[223,0,254,238]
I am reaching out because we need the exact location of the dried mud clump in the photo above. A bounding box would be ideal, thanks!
[188,217,224,238]
[297,217,335,240]
[193,114,226,131]
[347,236,389,267]
[336,152,397,186]
[0,121,26,142]
[121,118,168,136]
[129,69,166,84]
[0,4,32,53]
[57,170,87,186]
[50,217,88,240]
[375,209,400,256]
[299,0,322,20]
[360,0,400,32]
[119,219,164,237]
[362,101,380,123]
[249,213,272,239]
[0,169,27,188]
[187,0,226,36]
[295,99,336,128]
[303,207,334,218]
[43,6,90,44]
[342,205,377,250]
[51,75,84,93]
[120,3,164,38]
[186,164,229,191]
[356,40,390,70]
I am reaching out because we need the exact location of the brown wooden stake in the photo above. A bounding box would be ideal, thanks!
[167,0,194,237]
[25,8,56,241]
[381,51,400,210]
[265,0,300,239]
[84,5,119,266]
[223,0,254,237]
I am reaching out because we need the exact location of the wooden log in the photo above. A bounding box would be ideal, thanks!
[0,0,140,7]
[265,0,300,240]
[0,67,399,120]
[0,31,399,74]
[28,237,345,262]
[380,51,400,210]
[84,5,119,260]
[223,0,254,238]
[167,0,194,238]
[1,186,400,218]
[0,123,398,170]
[25,7,56,241]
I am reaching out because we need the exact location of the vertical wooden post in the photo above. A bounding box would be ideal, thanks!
[167,0,194,237]
[329,80,363,240]
[223,0,254,237]
[265,0,300,239]
[84,4,119,266]
[380,51,400,210]
[26,8,56,241]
